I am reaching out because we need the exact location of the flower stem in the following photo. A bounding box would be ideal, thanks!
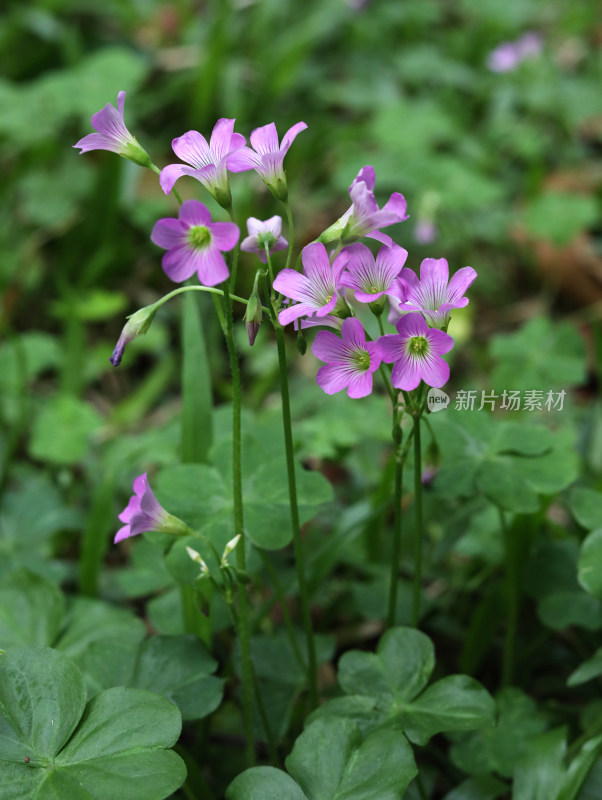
[386,409,404,629]
[412,414,424,627]
[283,200,295,270]
[274,325,318,708]
[221,275,255,766]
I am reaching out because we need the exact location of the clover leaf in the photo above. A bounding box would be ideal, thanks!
[0,646,186,800]
[310,627,494,745]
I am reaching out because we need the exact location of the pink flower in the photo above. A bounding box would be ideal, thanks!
[321,166,408,246]
[390,258,477,329]
[115,473,189,543]
[339,242,408,303]
[230,121,308,200]
[240,216,288,263]
[487,32,542,73]
[159,118,249,206]
[151,200,239,286]
[73,91,151,167]
[273,242,348,327]
[377,313,454,391]
[312,318,382,399]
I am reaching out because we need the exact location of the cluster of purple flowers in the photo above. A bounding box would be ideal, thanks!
[75,93,478,540]
[273,222,475,398]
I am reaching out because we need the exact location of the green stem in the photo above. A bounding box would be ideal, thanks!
[386,412,404,629]
[151,163,183,206]
[274,325,319,708]
[221,279,255,766]
[500,508,518,686]
[283,200,295,270]
[412,414,424,627]
[153,284,263,312]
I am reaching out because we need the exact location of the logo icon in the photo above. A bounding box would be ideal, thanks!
[427,388,450,413]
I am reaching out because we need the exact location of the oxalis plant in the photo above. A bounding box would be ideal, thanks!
[3,90,600,800]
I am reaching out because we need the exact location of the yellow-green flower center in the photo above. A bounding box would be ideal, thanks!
[352,349,371,372]
[189,225,211,249]
[257,232,276,250]
[408,335,428,356]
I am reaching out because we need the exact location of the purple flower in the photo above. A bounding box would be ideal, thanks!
[110,304,159,367]
[312,317,382,399]
[321,166,408,246]
[73,91,152,167]
[391,258,477,328]
[159,118,249,206]
[339,242,408,303]
[487,32,542,72]
[151,200,239,286]
[115,473,189,543]
[273,242,348,327]
[240,216,288,263]
[229,121,308,200]
[378,313,454,391]
[413,219,437,245]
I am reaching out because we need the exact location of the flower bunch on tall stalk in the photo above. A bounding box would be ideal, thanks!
[75,91,477,762]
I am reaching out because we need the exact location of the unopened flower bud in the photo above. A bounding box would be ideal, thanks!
[296,329,307,355]
[244,284,263,346]
[186,546,209,576]
[222,534,241,565]
[110,303,159,367]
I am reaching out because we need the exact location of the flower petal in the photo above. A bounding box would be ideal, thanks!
[347,371,373,398]
[209,118,237,161]
[172,130,211,168]
[226,147,261,172]
[312,330,348,363]
[250,122,279,154]
[377,333,405,364]
[280,121,308,153]
[341,317,367,348]
[179,199,211,227]
[391,355,421,390]
[151,218,187,250]
[195,248,230,286]
[162,245,199,283]
[209,221,240,252]
[447,266,478,302]
[420,353,450,388]
[316,363,351,395]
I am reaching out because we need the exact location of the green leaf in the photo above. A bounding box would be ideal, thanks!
[0,646,186,800]
[156,440,333,551]
[29,395,103,465]
[430,410,578,512]
[450,688,548,778]
[0,571,65,649]
[538,591,602,632]
[338,627,434,704]
[442,775,508,800]
[402,675,495,746]
[286,717,417,800]
[579,530,602,600]
[570,489,602,531]
[80,635,224,721]
[513,728,567,800]
[227,766,308,800]
[567,648,602,687]
[557,735,602,800]
[521,192,598,246]
[55,597,146,660]
[312,628,494,743]
[490,317,586,392]
[0,646,85,763]
[0,475,81,580]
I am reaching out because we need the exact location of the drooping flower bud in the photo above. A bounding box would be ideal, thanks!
[110,303,159,367]
[244,275,264,346]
